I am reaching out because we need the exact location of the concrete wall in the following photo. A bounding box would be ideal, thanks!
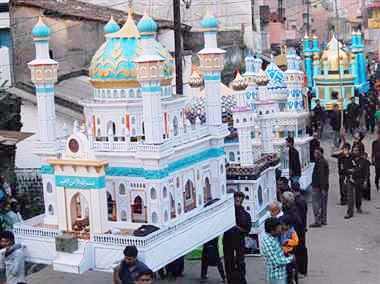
[11,6,105,84]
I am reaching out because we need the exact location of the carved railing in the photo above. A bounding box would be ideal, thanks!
[92,196,234,248]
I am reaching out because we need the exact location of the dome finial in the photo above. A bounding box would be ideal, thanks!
[108,6,140,38]
[32,16,51,38]
[104,15,120,34]
[201,9,218,30]
[137,9,158,35]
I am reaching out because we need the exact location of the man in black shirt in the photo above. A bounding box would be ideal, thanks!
[223,192,252,284]
[309,132,320,163]
[287,137,301,190]
[330,104,342,148]
[310,148,329,227]
[332,143,353,206]
[346,98,359,135]
[313,100,325,138]
[372,130,380,191]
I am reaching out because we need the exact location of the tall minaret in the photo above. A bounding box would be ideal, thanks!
[285,48,305,112]
[28,17,59,154]
[243,53,258,110]
[198,11,226,132]
[135,11,164,144]
[351,30,367,89]
[303,34,314,89]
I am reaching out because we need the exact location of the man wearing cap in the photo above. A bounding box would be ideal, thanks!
[223,191,252,284]
[286,137,301,190]
[114,245,150,284]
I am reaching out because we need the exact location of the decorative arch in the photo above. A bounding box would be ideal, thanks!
[151,212,158,224]
[203,177,212,203]
[184,180,196,213]
[70,193,90,233]
[46,182,52,193]
[107,191,117,221]
[132,196,146,223]
[170,193,176,219]
[150,187,157,200]
[120,210,127,221]
[107,121,116,138]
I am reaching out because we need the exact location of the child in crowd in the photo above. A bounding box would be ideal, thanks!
[0,231,25,284]
[279,216,299,284]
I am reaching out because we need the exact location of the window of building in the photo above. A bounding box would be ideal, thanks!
[229,152,235,162]
[48,205,54,215]
[151,187,157,200]
[119,183,126,195]
[163,187,168,199]
[46,182,52,193]
[152,212,158,224]
[121,210,127,221]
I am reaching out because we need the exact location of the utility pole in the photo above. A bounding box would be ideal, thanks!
[334,0,345,132]
[173,0,183,95]
[306,0,310,35]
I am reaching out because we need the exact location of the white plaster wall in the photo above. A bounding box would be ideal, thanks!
[0,47,10,87]
[15,101,74,169]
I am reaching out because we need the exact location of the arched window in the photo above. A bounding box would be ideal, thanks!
[133,196,143,214]
[257,185,263,207]
[184,180,196,212]
[170,193,176,219]
[152,212,158,224]
[204,177,212,203]
[150,188,157,200]
[97,128,101,137]
[164,211,169,222]
[119,183,126,195]
[163,187,168,199]
[229,152,235,162]
[48,204,54,215]
[107,121,116,136]
[177,203,182,215]
[121,210,127,221]
[173,116,179,136]
[220,164,224,174]
[176,177,180,188]
[46,182,52,193]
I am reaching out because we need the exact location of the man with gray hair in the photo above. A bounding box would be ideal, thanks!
[268,201,283,218]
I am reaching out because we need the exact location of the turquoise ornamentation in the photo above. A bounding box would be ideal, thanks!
[201,15,218,29]
[40,165,54,175]
[36,86,54,94]
[137,17,158,34]
[55,176,106,189]
[203,74,221,81]
[106,147,225,179]
[32,22,50,38]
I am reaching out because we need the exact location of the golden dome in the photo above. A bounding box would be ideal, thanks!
[189,66,203,88]
[230,71,248,91]
[255,69,269,86]
[321,33,350,71]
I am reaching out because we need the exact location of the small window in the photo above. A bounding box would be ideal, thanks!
[151,188,157,200]
[48,205,54,215]
[245,187,249,192]
[164,211,169,222]
[176,177,180,188]
[163,187,168,199]
[229,152,235,162]
[177,203,182,214]
[152,212,158,224]
[121,210,127,221]
[220,164,224,174]
[119,184,126,195]
[46,182,52,193]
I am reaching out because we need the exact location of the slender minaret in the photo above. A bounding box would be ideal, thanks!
[28,17,59,154]
[285,48,305,112]
[351,30,367,89]
[303,34,314,89]
[198,11,226,132]
[243,53,258,110]
[135,11,164,144]
[255,70,276,154]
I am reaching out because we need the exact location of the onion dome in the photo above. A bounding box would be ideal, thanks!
[255,69,269,86]
[104,16,120,34]
[189,69,204,88]
[265,62,287,89]
[230,72,248,91]
[89,8,174,90]
[201,10,218,30]
[321,33,349,71]
[137,11,158,35]
[32,16,50,38]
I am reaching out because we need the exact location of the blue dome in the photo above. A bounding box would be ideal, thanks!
[201,11,218,29]
[104,16,120,34]
[137,13,158,34]
[32,17,50,38]
[265,62,287,89]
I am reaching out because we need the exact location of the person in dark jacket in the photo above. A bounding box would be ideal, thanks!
[291,186,308,277]
[309,132,320,163]
[371,130,380,191]
[352,132,365,155]
[201,237,226,283]
[310,148,329,227]
[362,152,371,201]
[116,245,150,284]
[346,98,360,135]
[287,137,301,190]
[332,143,353,206]
[223,192,252,284]
[347,145,367,217]
[330,104,342,148]
[282,191,308,276]
[313,100,325,137]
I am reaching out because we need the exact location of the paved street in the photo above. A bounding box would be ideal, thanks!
[27,135,380,284]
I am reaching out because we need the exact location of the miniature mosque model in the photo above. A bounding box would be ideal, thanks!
[14,10,237,274]
[187,48,313,244]
[304,32,369,110]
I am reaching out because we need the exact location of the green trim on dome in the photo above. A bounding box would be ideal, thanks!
[32,17,50,38]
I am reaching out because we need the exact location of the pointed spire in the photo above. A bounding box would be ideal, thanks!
[108,7,140,38]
